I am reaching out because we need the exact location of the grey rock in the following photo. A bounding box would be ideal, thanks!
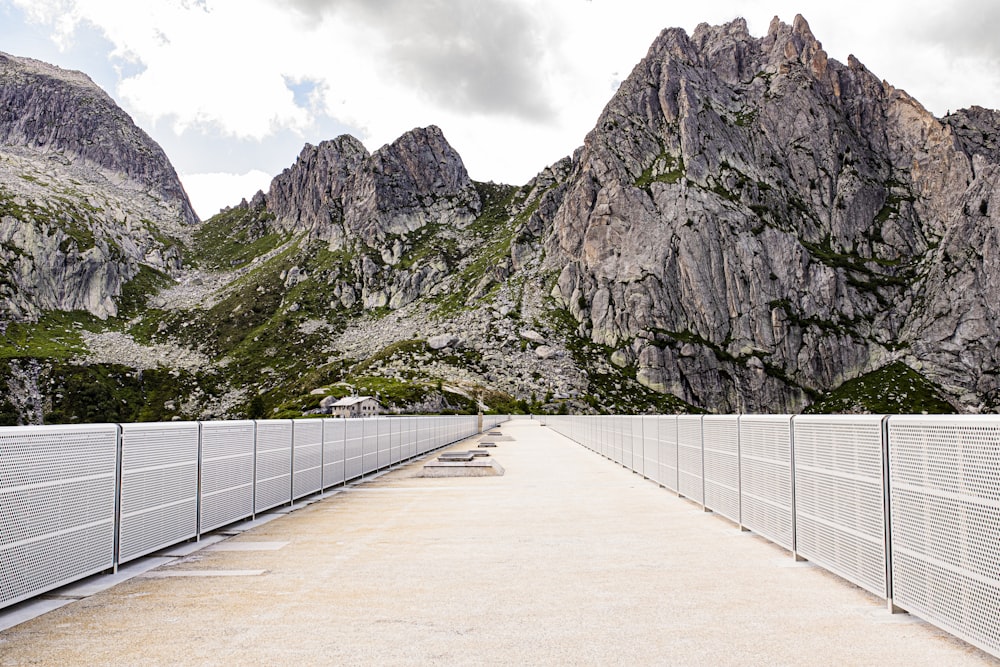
[519,329,546,344]
[0,52,196,223]
[0,52,194,320]
[535,345,558,360]
[538,14,1000,412]
[428,334,460,350]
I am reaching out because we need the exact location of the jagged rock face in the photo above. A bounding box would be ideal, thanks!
[260,125,481,310]
[343,125,481,242]
[0,52,196,224]
[542,15,999,412]
[266,125,480,245]
[266,135,369,236]
[0,52,196,321]
[902,106,1000,409]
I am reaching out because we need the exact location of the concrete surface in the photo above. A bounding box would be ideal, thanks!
[0,417,997,666]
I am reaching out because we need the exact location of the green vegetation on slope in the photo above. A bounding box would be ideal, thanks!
[432,181,523,317]
[546,308,698,414]
[805,361,956,414]
[191,204,287,270]
[0,311,96,360]
[43,363,214,424]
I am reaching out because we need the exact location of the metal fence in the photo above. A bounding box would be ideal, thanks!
[544,413,1000,659]
[0,414,499,612]
[0,424,118,609]
[118,421,200,564]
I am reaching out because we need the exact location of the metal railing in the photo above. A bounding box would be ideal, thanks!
[543,413,1000,660]
[0,414,507,612]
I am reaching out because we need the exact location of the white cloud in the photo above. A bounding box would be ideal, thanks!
[180,169,273,219]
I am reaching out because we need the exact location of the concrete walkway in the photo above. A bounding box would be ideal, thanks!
[0,417,997,666]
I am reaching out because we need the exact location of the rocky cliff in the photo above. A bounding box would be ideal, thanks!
[242,125,482,310]
[541,15,1000,413]
[0,52,196,321]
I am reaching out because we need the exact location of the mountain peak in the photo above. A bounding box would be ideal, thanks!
[542,14,999,412]
[260,124,478,245]
[0,51,196,224]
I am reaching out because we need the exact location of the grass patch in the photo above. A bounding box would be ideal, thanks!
[805,362,956,414]
[0,311,97,359]
[191,204,287,270]
[635,152,685,190]
[117,265,174,318]
[43,363,212,424]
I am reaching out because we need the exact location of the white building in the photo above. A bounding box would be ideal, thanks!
[328,395,381,418]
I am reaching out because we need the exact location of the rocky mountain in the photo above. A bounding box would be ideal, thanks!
[0,52,196,321]
[254,125,482,310]
[542,15,1000,413]
[2,15,998,424]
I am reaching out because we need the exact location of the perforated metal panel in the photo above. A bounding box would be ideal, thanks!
[631,416,643,471]
[361,419,379,475]
[618,416,631,469]
[199,420,255,533]
[435,416,446,448]
[404,416,417,459]
[426,416,436,450]
[292,420,323,500]
[677,416,704,503]
[344,419,364,481]
[600,416,609,455]
[703,415,740,524]
[740,415,793,550]
[0,424,118,610]
[417,416,428,454]
[373,418,389,470]
[658,416,678,492]
[412,417,421,456]
[793,415,887,597]
[601,415,611,458]
[390,418,403,465]
[118,422,199,564]
[254,420,293,513]
[642,416,659,483]
[438,416,448,447]
[417,419,431,455]
[322,419,346,488]
[573,416,585,448]
[888,415,1000,657]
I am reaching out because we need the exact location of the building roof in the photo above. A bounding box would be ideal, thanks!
[330,395,377,407]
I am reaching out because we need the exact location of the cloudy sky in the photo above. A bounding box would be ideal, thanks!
[3,0,1000,219]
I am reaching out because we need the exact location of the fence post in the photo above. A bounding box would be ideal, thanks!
[112,424,124,573]
[790,415,806,562]
[881,415,905,614]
